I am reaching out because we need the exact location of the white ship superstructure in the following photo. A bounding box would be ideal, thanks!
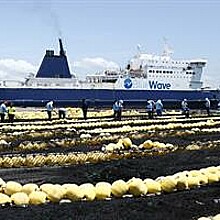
[84,45,207,91]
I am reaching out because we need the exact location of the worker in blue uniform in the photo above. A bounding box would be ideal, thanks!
[0,101,8,123]
[205,97,211,116]
[155,99,163,116]
[113,99,123,120]
[117,100,123,120]
[146,100,154,119]
[181,99,189,118]
[112,100,119,120]
[46,101,54,120]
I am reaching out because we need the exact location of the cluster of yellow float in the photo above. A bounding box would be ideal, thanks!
[0,165,219,206]
[0,114,219,166]
[0,152,108,168]
[1,123,77,132]
[0,117,219,155]
[185,139,220,151]
[0,133,217,167]
[1,135,214,165]
[15,109,48,120]
[86,119,219,135]
[15,108,83,120]
[15,136,105,152]
[75,118,220,132]
[0,117,219,156]
[198,214,220,220]
[15,108,141,120]
[0,137,177,168]
[103,137,175,152]
[1,115,219,134]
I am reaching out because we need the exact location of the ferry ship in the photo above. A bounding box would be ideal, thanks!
[0,39,219,107]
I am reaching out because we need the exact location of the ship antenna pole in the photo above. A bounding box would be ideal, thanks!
[162,37,173,57]
[137,44,141,54]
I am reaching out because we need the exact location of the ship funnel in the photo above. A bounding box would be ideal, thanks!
[59,38,66,56]
[36,38,72,78]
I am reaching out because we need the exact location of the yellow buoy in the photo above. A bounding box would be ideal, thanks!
[64,184,84,201]
[22,183,39,195]
[79,183,96,201]
[144,178,161,194]
[29,191,47,205]
[0,193,11,204]
[95,182,112,200]
[111,180,128,198]
[127,178,147,197]
[4,181,22,195]
[11,192,29,206]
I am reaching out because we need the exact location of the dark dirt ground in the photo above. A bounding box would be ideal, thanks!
[0,148,220,219]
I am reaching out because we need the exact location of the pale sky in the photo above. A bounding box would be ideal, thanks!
[0,0,219,87]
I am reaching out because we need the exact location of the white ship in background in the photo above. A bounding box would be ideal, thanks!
[0,39,218,106]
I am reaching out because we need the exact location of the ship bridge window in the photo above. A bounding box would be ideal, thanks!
[149,70,152,73]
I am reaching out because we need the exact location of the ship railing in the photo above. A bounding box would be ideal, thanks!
[0,80,25,87]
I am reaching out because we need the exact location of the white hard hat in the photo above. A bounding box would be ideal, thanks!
[119,100,123,104]
[184,99,187,101]
[205,98,209,100]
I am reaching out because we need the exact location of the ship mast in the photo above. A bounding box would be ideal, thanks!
[162,38,173,57]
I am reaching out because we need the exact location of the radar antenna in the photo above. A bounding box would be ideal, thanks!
[137,44,142,55]
[137,44,141,52]
[136,44,142,57]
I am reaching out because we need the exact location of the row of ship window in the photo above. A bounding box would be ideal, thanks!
[148,70,195,75]
[147,60,189,64]
[148,75,192,78]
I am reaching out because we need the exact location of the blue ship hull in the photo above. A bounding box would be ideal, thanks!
[0,88,220,108]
